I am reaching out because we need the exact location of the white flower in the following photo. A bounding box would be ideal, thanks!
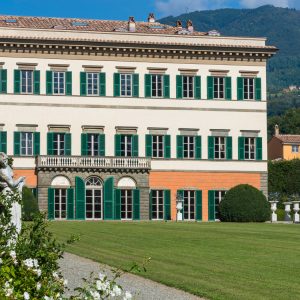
[123,291,132,300]
[9,250,17,264]
[4,281,10,288]
[36,282,41,291]
[98,272,105,281]
[23,258,34,269]
[52,272,59,279]
[33,259,39,268]
[63,279,68,286]
[36,268,42,277]
[23,291,30,300]
[0,258,3,264]
[90,291,100,299]
[96,280,105,291]
[5,288,13,297]
[111,285,122,297]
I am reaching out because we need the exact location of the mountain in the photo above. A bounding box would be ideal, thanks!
[159,5,300,92]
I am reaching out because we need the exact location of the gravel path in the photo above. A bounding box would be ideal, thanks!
[59,252,204,300]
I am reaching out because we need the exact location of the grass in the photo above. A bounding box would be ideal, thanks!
[49,222,300,300]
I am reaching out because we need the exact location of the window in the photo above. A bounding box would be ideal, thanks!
[53,133,65,155]
[21,70,33,94]
[87,73,99,96]
[213,77,225,99]
[215,191,226,220]
[214,137,226,159]
[85,177,102,220]
[120,135,133,157]
[183,76,194,99]
[152,135,164,158]
[292,145,299,153]
[20,132,33,156]
[244,78,255,100]
[245,137,256,160]
[152,190,164,220]
[121,74,132,97]
[54,189,67,219]
[53,71,65,95]
[121,189,133,220]
[183,136,195,158]
[87,134,99,156]
[183,190,195,220]
[151,75,163,98]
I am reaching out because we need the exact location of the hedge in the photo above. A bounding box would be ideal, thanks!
[22,187,39,221]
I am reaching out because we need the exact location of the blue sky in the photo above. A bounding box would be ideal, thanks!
[1,0,299,20]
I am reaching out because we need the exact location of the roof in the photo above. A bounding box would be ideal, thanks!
[275,135,300,144]
[0,15,207,36]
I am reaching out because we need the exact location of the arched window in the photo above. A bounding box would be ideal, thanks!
[85,176,103,220]
[117,177,136,220]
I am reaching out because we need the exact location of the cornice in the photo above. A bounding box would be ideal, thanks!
[0,37,277,61]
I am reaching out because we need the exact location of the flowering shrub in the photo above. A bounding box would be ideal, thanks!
[0,190,139,299]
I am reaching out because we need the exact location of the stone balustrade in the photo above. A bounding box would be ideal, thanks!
[37,156,151,170]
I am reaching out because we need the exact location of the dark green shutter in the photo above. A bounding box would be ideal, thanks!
[145,134,152,157]
[176,135,183,159]
[208,190,215,221]
[176,75,183,99]
[132,74,139,97]
[34,132,40,156]
[195,136,202,160]
[66,71,72,95]
[163,75,170,99]
[238,137,245,160]
[48,188,55,220]
[237,77,244,100]
[104,177,114,220]
[14,70,21,94]
[226,137,232,160]
[113,73,120,97]
[14,132,21,156]
[194,76,201,100]
[67,188,74,220]
[208,136,215,159]
[81,133,88,156]
[115,189,121,220]
[225,77,232,100]
[99,134,105,156]
[65,133,71,155]
[0,132,7,153]
[256,137,263,160]
[46,71,53,95]
[255,78,262,101]
[164,135,171,158]
[99,72,106,97]
[164,190,171,221]
[178,190,184,220]
[80,72,87,96]
[207,76,213,100]
[115,134,121,156]
[0,69,7,94]
[75,177,85,220]
[133,189,140,220]
[47,132,54,155]
[145,74,151,98]
[196,190,202,221]
[149,190,153,220]
[33,70,40,95]
[132,135,139,157]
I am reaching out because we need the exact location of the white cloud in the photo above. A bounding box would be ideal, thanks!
[155,0,299,17]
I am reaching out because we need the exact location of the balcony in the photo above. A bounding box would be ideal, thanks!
[37,156,151,172]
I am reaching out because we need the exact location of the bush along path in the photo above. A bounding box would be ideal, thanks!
[59,252,203,300]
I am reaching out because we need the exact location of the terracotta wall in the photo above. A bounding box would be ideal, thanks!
[149,171,261,221]
[268,137,283,160]
[14,169,37,187]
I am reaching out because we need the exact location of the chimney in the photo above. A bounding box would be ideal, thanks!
[148,13,155,23]
[128,16,136,32]
[176,20,182,29]
[187,20,194,33]
[275,124,280,136]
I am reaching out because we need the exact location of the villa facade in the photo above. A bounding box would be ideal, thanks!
[0,14,277,221]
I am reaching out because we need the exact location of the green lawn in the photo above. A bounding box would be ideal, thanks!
[50,222,300,300]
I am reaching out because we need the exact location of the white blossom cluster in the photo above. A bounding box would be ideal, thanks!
[23,258,42,277]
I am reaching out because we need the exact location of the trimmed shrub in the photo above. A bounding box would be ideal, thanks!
[220,184,270,222]
[22,186,39,221]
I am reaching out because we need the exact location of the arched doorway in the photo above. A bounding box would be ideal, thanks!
[85,176,103,220]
